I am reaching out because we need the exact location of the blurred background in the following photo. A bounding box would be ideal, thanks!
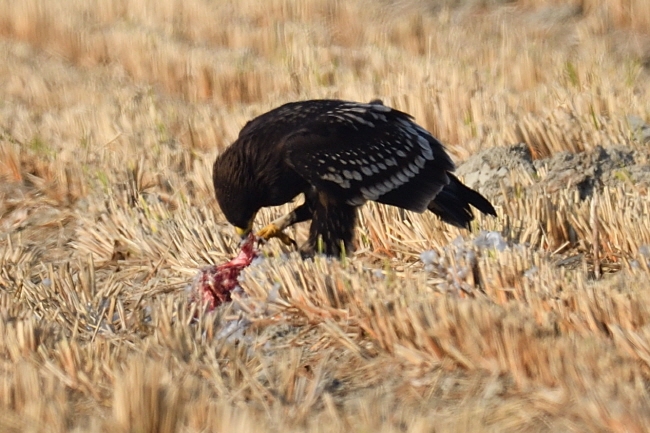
[1,0,648,183]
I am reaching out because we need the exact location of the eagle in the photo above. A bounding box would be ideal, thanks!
[213,99,496,256]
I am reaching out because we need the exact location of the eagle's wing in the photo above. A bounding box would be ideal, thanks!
[283,102,454,213]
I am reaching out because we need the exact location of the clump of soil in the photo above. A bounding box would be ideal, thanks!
[456,143,650,201]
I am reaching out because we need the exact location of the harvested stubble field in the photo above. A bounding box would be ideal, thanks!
[1,0,650,431]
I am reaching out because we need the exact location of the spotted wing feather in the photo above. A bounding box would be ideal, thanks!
[283,102,454,213]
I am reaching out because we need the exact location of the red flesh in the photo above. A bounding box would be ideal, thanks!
[192,233,258,311]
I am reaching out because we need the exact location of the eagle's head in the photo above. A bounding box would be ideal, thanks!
[212,145,261,238]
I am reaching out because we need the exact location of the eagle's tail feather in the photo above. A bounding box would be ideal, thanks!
[427,174,496,229]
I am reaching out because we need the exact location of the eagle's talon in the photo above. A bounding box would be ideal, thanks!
[256,223,297,247]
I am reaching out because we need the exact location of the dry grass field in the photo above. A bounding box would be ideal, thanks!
[1,0,650,431]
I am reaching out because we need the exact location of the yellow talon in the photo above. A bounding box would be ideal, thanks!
[256,223,296,247]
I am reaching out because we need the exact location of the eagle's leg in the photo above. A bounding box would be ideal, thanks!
[256,201,313,246]
[301,193,357,257]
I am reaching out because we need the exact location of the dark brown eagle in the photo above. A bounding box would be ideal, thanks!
[213,99,496,256]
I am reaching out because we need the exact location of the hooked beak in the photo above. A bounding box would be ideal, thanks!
[235,226,250,238]
[235,217,254,241]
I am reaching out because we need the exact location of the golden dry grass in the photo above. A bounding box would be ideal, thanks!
[1,0,650,431]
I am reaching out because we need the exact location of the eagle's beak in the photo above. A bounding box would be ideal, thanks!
[235,217,254,240]
[235,226,250,238]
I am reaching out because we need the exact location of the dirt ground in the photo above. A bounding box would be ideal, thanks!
[1,0,650,432]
